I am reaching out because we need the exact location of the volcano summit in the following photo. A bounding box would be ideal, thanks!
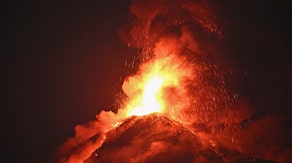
[83,114,277,163]
[85,114,224,163]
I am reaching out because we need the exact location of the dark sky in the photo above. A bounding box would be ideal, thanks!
[2,0,291,162]
[2,0,134,162]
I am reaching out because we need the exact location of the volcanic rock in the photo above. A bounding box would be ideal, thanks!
[84,114,224,163]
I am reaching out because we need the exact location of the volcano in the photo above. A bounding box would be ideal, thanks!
[82,114,277,163]
[84,114,224,163]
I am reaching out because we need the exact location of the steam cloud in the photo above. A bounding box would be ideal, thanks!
[52,0,291,162]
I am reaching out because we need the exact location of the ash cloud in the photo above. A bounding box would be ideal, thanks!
[120,0,222,54]
[52,110,128,162]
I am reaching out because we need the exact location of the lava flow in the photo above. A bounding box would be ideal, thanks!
[53,0,290,163]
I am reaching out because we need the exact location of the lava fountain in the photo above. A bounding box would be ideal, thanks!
[52,0,289,163]
[123,44,194,120]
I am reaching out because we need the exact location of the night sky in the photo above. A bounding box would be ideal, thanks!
[2,0,291,162]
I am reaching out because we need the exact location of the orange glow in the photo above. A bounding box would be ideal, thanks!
[122,39,194,118]
[127,76,164,116]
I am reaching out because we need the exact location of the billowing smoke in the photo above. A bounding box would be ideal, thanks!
[120,0,234,123]
[52,0,291,162]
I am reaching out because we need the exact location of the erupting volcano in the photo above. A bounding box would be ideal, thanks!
[52,1,290,163]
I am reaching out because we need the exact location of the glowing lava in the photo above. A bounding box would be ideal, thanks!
[127,76,164,116]
[122,47,194,118]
